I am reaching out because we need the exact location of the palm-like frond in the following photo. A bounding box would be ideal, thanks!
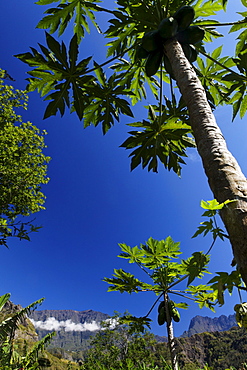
[0,294,11,312]
[0,297,45,342]
[21,332,56,368]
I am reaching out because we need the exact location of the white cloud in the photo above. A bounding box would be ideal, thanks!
[30,317,101,332]
[103,317,118,329]
[30,316,119,332]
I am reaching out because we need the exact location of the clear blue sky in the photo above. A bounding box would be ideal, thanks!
[0,0,247,337]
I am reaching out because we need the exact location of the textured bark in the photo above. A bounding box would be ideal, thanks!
[164,39,247,285]
[164,293,179,370]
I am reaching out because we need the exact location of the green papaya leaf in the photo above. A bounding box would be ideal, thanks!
[121,105,195,175]
[183,252,210,286]
[36,0,102,43]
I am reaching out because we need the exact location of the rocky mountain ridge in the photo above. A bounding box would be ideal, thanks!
[182,313,237,337]
[30,309,108,325]
[29,308,238,351]
[29,309,109,350]
[2,303,243,369]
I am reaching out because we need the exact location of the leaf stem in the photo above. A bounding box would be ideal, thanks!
[159,58,163,125]
[144,292,164,318]
[136,261,153,279]
[164,0,170,18]
[96,4,158,28]
[167,274,188,291]
[168,290,197,302]
[205,237,217,256]
[201,19,247,27]
[85,45,134,76]
[234,284,247,292]
[238,287,243,303]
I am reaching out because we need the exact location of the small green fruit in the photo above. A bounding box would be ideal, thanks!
[158,17,178,40]
[145,49,163,77]
[173,6,195,31]
[182,44,198,63]
[158,306,166,326]
[163,55,175,80]
[177,26,205,45]
[135,45,150,60]
[172,308,181,322]
[141,30,161,52]
[168,300,180,322]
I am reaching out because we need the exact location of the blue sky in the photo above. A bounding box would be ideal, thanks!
[1,0,247,337]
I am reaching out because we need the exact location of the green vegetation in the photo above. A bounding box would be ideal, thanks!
[0,293,53,369]
[2,0,247,368]
[104,199,246,370]
[0,71,50,247]
[51,319,247,370]
[82,316,166,369]
[0,293,80,370]
[1,292,247,369]
[15,0,247,289]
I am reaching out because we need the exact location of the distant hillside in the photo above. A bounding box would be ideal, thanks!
[29,309,238,352]
[3,301,246,370]
[1,300,38,343]
[29,309,109,350]
[29,309,247,369]
[176,326,247,369]
[30,309,108,325]
[1,301,79,370]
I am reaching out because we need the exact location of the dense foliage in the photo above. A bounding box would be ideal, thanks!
[3,0,247,368]
[16,0,247,174]
[0,294,56,370]
[0,71,50,247]
[14,0,247,299]
[52,320,247,370]
[82,318,165,369]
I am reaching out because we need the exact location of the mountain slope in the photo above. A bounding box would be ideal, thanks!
[176,326,247,369]
[29,309,109,350]
[29,309,238,352]
[30,309,108,324]
[23,307,247,369]
[182,314,237,337]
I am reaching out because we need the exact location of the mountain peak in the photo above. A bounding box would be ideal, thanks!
[182,313,237,337]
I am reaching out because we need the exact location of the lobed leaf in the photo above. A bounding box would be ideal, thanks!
[103,269,152,294]
[183,251,210,286]
[121,105,195,175]
[36,0,102,43]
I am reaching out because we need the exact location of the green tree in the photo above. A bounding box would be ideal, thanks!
[104,199,247,370]
[104,236,218,370]
[0,70,50,247]
[102,199,247,370]
[83,315,167,369]
[15,0,247,285]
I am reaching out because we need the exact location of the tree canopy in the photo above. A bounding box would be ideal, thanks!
[13,0,246,184]
[15,0,247,283]
[0,70,50,247]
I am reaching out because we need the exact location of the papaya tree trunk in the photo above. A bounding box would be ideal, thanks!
[164,293,178,370]
[164,39,247,286]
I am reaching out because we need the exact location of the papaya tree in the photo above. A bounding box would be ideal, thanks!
[15,0,247,284]
[103,198,245,370]
[104,236,217,370]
